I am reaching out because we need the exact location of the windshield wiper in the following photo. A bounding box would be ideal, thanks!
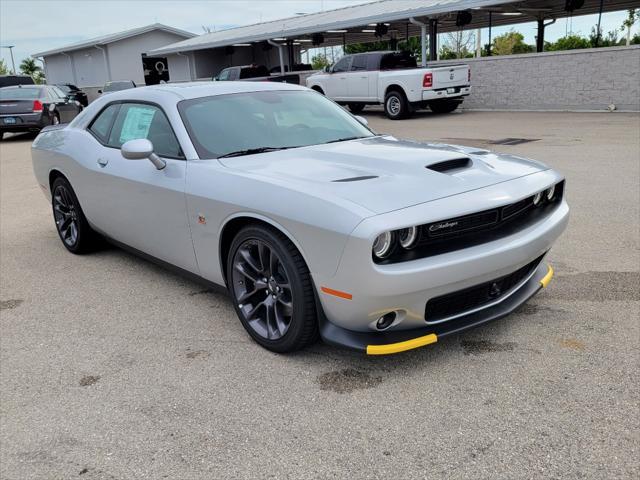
[324,136,368,144]
[218,147,286,158]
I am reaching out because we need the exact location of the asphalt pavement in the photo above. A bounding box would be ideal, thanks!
[1,110,638,479]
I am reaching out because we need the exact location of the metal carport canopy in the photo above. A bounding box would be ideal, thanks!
[147,0,517,56]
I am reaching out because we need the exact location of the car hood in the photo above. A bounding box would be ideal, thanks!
[218,136,549,214]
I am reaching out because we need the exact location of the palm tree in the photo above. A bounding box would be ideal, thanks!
[19,57,41,78]
[621,9,639,46]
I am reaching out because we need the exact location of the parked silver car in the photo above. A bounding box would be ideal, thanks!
[31,82,568,354]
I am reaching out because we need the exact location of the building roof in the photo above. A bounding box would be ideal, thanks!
[148,0,639,54]
[32,23,196,58]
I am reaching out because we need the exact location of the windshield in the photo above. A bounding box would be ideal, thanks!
[56,84,71,93]
[0,87,43,100]
[179,90,374,159]
[104,81,133,92]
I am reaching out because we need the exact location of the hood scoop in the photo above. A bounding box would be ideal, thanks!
[426,157,471,173]
[332,175,378,183]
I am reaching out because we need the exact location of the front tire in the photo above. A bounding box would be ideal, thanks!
[384,89,410,120]
[227,225,318,353]
[429,100,461,114]
[51,177,100,254]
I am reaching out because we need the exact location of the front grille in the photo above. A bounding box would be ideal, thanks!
[376,181,564,264]
[425,254,545,322]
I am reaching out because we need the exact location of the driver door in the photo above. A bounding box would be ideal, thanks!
[83,102,198,272]
[325,56,351,100]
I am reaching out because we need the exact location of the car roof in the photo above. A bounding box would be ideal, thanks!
[103,81,307,101]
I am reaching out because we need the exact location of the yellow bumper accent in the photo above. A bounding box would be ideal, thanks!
[540,264,554,288]
[366,334,438,355]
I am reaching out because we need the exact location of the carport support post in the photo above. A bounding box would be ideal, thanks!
[429,19,438,62]
[536,18,545,52]
[268,39,285,74]
[409,17,427,67]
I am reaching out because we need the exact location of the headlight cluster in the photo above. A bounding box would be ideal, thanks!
[372,226,419,259]
[533,184,557,206]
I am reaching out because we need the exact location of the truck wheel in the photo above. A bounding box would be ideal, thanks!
[348,103,365,114]
[384,90,410,120]
[429,100,461,114]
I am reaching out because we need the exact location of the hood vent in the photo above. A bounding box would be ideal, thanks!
[426,157,471,173]
[332,175,378,182]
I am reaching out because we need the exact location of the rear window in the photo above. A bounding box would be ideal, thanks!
[380,52,417,70]
[104,81,134,92]
[0,87,43,100]
[239,66,269,79]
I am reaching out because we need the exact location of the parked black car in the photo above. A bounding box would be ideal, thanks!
[98,80,136,95]
[56,83,88,107]
[214,64,300,84]
[0,85,82,139]
[0,75,35,88]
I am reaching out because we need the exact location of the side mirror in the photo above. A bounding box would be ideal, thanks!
[97,89,102,94]
[324,65,331,73]
[354,115,368,127]
[121,138,166,170]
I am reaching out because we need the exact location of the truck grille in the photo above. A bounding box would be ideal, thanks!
[425,254,545,322]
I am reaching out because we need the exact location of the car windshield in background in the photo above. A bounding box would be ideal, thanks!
[179,90,374,159]
[104,81,134,92]
[0,87,43,100]
[56,85,72,93]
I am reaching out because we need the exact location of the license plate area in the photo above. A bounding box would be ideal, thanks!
[3,117,16,124]
[447,87,458,94]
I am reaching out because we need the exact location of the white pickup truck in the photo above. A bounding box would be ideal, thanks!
[306,51,471,120]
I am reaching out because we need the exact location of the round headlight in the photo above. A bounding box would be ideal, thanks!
[373,231,394,259]
[398,226,418,249]
[533,192,543,206]
[546,184,556,201]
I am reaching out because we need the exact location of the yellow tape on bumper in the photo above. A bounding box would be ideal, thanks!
[540,264,554,288]
[366,334,438,355]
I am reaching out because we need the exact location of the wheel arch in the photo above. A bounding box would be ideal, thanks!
[384,84,406,98]
[218,213,313,287]
[48,168,68,192]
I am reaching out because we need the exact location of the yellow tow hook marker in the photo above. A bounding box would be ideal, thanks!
[366,333,438,355]
[540,264,554,288]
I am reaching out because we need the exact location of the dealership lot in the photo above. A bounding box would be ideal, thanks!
[1,111,638,479]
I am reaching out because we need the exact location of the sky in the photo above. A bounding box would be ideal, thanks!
[1,0,638,72]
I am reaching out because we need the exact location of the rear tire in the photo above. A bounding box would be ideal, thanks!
[348,103,365,114]
[384,89,410,120]
[51,177,100,254]
[429,100,461,114]
[227,225,318,353]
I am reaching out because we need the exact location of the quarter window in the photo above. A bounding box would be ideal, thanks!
[107,103,182,158]
[89,104,120,142]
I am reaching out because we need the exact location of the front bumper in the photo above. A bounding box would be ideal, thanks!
[320,261,553,354]
[312,170,568,353]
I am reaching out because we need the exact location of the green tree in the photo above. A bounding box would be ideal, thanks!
[0,59,8,75]
[621,9,639,46]
[491,30,534,55]
[344,40,390,54]
[311,54,331,71]
[547,34,591,51]
[19,57,42,78]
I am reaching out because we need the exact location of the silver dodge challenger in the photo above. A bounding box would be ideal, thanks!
[31,82,569,355]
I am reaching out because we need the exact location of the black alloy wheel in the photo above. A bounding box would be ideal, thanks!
[227,225,318,352]
[51,177,99,253]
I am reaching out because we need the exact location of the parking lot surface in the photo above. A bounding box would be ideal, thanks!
[1,111,639,479]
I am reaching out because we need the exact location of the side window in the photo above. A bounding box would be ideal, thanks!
[89,104,120,142]
[350,55,367,71]
[228,68,239,80]
[107,103,183,159]
[218,69,230,81]
[366,54,380,71]
[332,56,351,73]
[51,86,67,99]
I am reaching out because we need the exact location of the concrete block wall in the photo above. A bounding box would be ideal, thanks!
[433,45,640,112]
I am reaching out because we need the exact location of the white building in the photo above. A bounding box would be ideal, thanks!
[33,24,195,98]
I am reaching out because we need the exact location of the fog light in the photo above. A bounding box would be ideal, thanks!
[533,192,543,206]
[546,184,556,201]
[376,311,396,330]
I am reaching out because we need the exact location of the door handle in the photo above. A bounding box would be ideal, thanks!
[97,158,108,167]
